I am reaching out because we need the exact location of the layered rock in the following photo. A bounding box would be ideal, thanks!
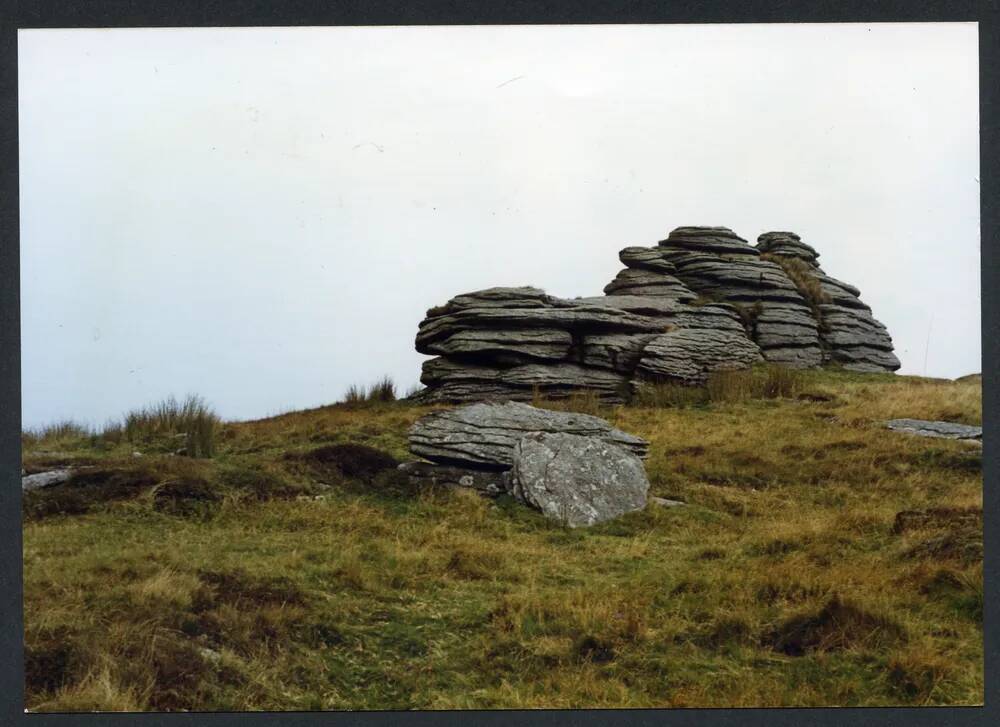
[408,401,648,468]
[401,402,651,526]
[633,329,764,386]
[653,227,824,368]
[755,231,900,372]
[412,224,899,403]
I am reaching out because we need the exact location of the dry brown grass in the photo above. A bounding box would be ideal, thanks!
[22,369,982,710]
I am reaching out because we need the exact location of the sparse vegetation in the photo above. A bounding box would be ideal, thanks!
[22,370,982,710]
[340,376,400,407]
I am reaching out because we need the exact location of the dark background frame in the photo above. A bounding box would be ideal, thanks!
[1,2,995,726]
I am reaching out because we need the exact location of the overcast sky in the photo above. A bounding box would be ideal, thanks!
[18,23,980,429]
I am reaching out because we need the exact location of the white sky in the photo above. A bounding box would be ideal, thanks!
[18,23,980,429]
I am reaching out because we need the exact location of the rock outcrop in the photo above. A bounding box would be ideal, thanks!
[413,225,899,403]
[400,402,651,526]
[756,231,900,372]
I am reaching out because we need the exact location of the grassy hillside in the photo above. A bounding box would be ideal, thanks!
[21,369,983,710]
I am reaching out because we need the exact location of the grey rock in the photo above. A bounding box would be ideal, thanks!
[651,496,686,508]
[757,231,820,264]
[603,268,698,301]
[634,328,764,385]
[408,401,649,468]
[619,246,679,274]
[398,461,510,497]
[422,327,573,363]
[886,419,982,441]
[22,469,74,491]
[510,432,649,527]
[580,333,660,372]
[420,358,631,401]
[659,226,760,256]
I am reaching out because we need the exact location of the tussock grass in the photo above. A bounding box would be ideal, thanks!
[22,369,982,710]
[340,376,399,407]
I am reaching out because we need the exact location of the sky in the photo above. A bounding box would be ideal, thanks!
[18,23,980,429]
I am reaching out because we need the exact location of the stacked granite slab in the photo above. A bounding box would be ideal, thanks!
[415,283,765,403]
[756,231,900,372]
[650,227,825,368]
[412,225,899,403]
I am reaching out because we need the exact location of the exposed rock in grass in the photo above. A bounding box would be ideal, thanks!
[408,401,648,468]
[886,419,982,442]
[23,467,160,520]
[22,469,75,491]
[509,432,650,527]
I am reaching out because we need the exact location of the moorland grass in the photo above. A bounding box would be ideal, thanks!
[21,369,983,710]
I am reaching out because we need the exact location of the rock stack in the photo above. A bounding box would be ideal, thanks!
[756,231,900,372]
[399,401,651,527]
[413,226,899,403]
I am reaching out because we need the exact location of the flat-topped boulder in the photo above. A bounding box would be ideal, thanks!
[408,400,649,468]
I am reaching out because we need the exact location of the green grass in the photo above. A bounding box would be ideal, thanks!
[21,370,983,710]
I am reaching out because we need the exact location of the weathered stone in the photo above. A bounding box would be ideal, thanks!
[416,295,666,353]
[755,232,899,372]
[634,328,764,385]
[420,358,631,402]
[510,432,649,527]
[22,469,74,491]
[603,268,698,301]
[408,401,649,468]
[619,246,679,274]
[886,419,982,441]
[422,327,573,363]
[756,231,820,264]
[413,225,900,402]
[397,461,510,496]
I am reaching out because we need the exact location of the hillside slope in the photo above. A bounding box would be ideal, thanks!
[22,370,983,710]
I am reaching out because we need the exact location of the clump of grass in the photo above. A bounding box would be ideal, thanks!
[757,365,805,399]
[632,382,708,408]
[368,376,397,403]
[120,394,219,458]
[706,369,755,403]
[22,420,93,449]
[341,376,399,407]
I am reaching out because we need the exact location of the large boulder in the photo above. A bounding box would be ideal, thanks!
[408,401,648,468]
[509,432,650,527]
